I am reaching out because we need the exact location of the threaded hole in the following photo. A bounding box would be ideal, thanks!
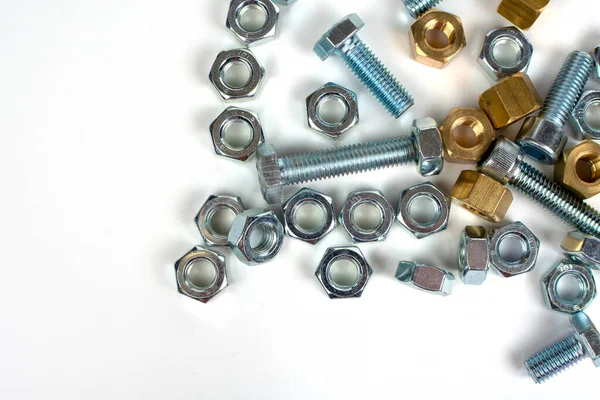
[497,234,528,264]
[452,117,484,149]
[185,259,217,290]
[352,202,383,232]
[292,201,326,234]
[220,60,252,89]
[408,194,442,226]
[585,101,600,131]
[575,155,600,183]
[249,223,278,256]
[328,257,360,290]
[207,206,237,237]
[221,119,254,151]
[238,3,268,32]
[555,272,586,304]
[491,37,522,68]
[424,19,456,49]
[316,95,349,126]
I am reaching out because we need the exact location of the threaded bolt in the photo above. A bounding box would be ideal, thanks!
[403,0,443,18]
[517,51,594,164]
[314,14,414,119]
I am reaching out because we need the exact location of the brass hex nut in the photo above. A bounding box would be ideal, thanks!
[409,10,466,69]
[497,0,550,31]
[440,108,496,164]
[478,73,542,130]
[452,170,513,222]
[555,140,600,199]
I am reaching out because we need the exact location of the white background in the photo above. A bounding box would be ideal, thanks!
[1,0,600,398]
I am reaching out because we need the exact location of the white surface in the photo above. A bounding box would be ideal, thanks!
[1,0,600,398]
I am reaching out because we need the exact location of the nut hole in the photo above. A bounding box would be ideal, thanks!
[424,19,456,49]
[584,101,600,131]
[221,119,254,151]
[220,60,252,89]
[316,94,349,126]
[238,3,268,32]
[555,272,586,305]
[497,233,528,264]
[408,194,441,226]
[249,222,278,256]
[185,259,217,290]
[293,201,326,234]
[491,37,522,68]
[452,118,483,149]
[207,206,237,238]
[328,257,360,290]
[352,202,383,233]
[575,154,600,184]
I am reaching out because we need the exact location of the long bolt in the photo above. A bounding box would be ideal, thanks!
[480,137,600,237]
[402,0,443,18]
[314,14,414,118]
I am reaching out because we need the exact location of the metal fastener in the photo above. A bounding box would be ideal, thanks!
[402,0,443,19]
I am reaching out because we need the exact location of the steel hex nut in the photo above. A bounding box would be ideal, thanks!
[306,83,359,140]
[228,208,284,265]
[562,231,600,270]
[226,0,279,47]
[282,188,337,245]
[541,261,596,314]
[458,226,490,285]
[412,117,444,176]
[174,246,228,303]
[452,170,513,223]
[209,49,265,101]
[478,27,534,82]
[395,261,455,296]
[210,107,265,162]
[555,140,600,199]
[315,246,373,299]
[571,312,600,367]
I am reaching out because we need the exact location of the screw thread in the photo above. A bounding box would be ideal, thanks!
[525,335,585,383]
[403,0,442,18]
[336,38,414,118]
[539,51,594,127]
[510,162,600,237]
[279,136,416,185]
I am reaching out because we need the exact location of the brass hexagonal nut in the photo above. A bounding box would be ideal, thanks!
[555,140,600,199]
[497,0,550,31]
[452,170,513,222]
[440,108,496,164]
[409,10,466,69]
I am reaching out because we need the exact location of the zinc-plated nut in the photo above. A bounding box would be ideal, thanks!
[282,188,336,245]
[195,195,245,246]
[397,182,450,239]
[315,246,373,299]
[412,117,444,176]
[570,91,600,140]
[209,48,265,101]
[306,83,359,139]
[479,73,542,129]
[572,312,600,367]
[561,231,600,270]
[395,261,455,296]
[340,190,394,243]
[228,208,284,265]
[210,107,265,162]
[594,46,600,80]
[409,10,467,69]
[440,108,496,164]
[488,221,540,278]
[497,0,550,30]
[226,0,279,47]
[451,170,513,223]
[478,27,533,81]
[174,246,228,303]
[458,226,490,285]
[555,140,600,199]
[541,261,597,314]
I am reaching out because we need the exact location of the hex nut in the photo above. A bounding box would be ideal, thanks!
[489,221,540,278]
[479,73,542,129]
[174,246,228,303]
[340,190,394,243]
[397,182,450,239]
[440,108,496,164]
[228,208,284,265]
[306,83,359,139]
[570,91,600,140]
[594,46,600,80]
[412,117,444,176]
[452,170,513,223]
[209,48,265,101]
[210,107,265,162]
[458,226,490,285]
[226,0,279,47]
[478,27,533,81]
[561,231,600,271]
[395,261,455,296]
[282,188,336,245]
[541,261,596,314]
[571,312,600,367]
[555,140,600,199]
[315,246,373,299]
[195,195,245,246]
[497,0,550,30]
[409,10,466,69]
[314,14,364,61]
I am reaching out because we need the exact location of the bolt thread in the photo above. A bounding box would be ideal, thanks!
[539,51,594,127]
[279,136,416,185]
[337,38,414,118]
[510,162,600,237]
[403,0,442,18]
[525,335,585,383]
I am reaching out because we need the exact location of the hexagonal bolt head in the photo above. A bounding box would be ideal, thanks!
[497,0,550,30]
[282,187,337,245]
[227,208,284,265]
[395,261,455,296]
[517,116,567,165]
[478,27,534,82]
[562,231,600,270]
[571,312,600,367]
[226,0,279,47]
[458,226,490,285]
[315,246,373,299]
[541,261,597,314]
[174,246,228,303]
[452,170,513,223]
[411,117,443,176]
[210,107,265,162]
[555,140,600,199]
[306,82,359,140]
[195,195,245,246]
[314,14,364,61]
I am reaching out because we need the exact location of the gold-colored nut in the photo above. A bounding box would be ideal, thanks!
[497,0,550,30]
[452,170,514,222]
[478,73,542,130]
[440,108,496,164]
[409,10,466,69]
[555,140,600,199]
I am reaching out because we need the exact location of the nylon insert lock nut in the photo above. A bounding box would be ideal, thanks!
[440,108,496,164]
[555,140,600,199]
[497,0,550,31]
[395,261,455,296]
[452,170,513,223]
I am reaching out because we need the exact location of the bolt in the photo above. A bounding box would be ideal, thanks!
[525,312,600,383]
[314,14,414,118]
[479,137,600,237]
[402,0,443,18]
[517,51,594,164]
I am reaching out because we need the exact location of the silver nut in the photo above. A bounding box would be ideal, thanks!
[412,117,444,176]
[570,91,600,140]
[256,144,283,204]
[339,190,394,243]
[517,116,567,165]
[271,0,297,5]
[395,261,455,296]
[541,261,596,314]
[227,208,284,265]
[315,246,373,299]
[561,231,600,270]
[226,0,279,47]
[174,246,228,303]
[210,107,265,162]
[306,82,359,140]
[479,137,523,184]
[571,312,600,367]
[195,195,245,246]
[282,188,336,245]
[396,182,450,239]
[594,46,600,80]
[489,221,540,278]
[209,48,265,101]
[314,14,364,61]
[458,226,490,285]
[478,26,533,81]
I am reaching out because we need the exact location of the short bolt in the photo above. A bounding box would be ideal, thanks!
[314,14,414,119]
[480,137,600,238]
[402,0,443,18]
[517,51,594,164]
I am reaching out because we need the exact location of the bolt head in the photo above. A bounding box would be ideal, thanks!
[571,312,600,367]
[256,144,284,204]
[517,116,567,164]
[314,14,364,61]
[478,137,523,185]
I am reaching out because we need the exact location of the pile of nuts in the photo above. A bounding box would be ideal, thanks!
[176,0,600,384]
